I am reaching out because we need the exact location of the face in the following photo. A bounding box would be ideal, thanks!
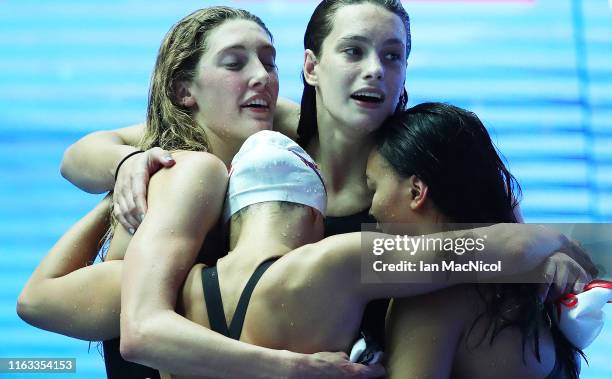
[188,19,279,144]
[366,149,414,232]
[308,3,407,135]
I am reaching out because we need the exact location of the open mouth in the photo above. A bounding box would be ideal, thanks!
[241,98,270,109]
[350,90,385,104]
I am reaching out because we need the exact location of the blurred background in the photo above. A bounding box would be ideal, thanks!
[1,0,610,377]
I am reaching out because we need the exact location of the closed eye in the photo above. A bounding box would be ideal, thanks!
[343,47,363,57]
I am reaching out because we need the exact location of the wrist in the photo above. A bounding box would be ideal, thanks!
[114,149,144,181]
[253,349,303,379]
[281,350,309,379]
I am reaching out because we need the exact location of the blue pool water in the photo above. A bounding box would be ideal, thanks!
[1,0,611,377]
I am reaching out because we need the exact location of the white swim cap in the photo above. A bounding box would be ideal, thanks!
[224,130,327,221]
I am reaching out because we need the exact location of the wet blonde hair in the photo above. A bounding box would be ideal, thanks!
[102,7,272,255]
[140,6,273,153]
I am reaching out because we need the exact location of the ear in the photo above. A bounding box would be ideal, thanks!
[174,80,197,108]
[303,49,319,86]
[406,175,428,210]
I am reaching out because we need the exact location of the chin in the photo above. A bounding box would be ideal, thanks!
[243,121,273,136]
[255,118,274,129]
[348,113,388,132]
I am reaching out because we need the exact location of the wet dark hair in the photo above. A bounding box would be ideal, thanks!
[375,102,519,223]
[375,102,583,379]
[297,0,411,149]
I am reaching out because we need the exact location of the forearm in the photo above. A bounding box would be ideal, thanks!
[18,261,122,341]
[61,125,143,193]
[17,199,121,340]
[123,310,298,378]
[359,225,537,299]
[21,198,109,285]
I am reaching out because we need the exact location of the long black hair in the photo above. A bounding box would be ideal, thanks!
[297,0,411,149]
[375,102,583,379]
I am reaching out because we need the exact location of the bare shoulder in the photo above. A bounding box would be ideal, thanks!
[276,233,362,295]
[274,97,300,140]
[149,151,228,194]
[169,151,227,176]
[452,285,556,379]
[296,233,361,271]
[146,151,228,230]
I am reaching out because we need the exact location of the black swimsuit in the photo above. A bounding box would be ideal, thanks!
[102,338,159,379]
[202,257,278,339]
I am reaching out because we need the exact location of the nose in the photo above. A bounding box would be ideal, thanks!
[248,60,270,89]
[363,53,384,81]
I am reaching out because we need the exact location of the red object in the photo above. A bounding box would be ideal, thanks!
[555,280,612,319]
[584,280,612,295]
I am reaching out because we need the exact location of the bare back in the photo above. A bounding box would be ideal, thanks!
[168,243,366,379]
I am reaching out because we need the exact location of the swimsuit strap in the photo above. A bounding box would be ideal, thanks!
[202,266,230,337]
[202,257,279,340]
[228,257,278,339]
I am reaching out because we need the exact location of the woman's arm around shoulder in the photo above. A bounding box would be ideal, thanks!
[17,197,123,340]
[61,123,146,193]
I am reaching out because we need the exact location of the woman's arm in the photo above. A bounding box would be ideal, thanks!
[61,124,145,193]
[61,123,175,231]
[313,224,596,302]
[385,287,468,379]
[17,197,123,340]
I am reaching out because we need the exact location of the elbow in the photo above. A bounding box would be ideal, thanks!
[60,144,77,182]
[60,140,103,193]
[119,325,145,363]
[119,333,143,363]
[119,317,153,364]
[16,290,40,326]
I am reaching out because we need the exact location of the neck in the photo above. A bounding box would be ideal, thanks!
[227,215,317,265]
[202,126,242,167]
[307,107,375,215]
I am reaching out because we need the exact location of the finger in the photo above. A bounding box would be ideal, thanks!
[150,147,175,168]
[566,240,597,277]
[357,363,385,379]
[537,260,556,303]
[130,172,149,222]
[571,264,590,293]
[121,181,141,228]
[552,263,570,301]
[116,194,137,234]
[123,195,141,231]
[335,351,349,360]
[113,200,132,233]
